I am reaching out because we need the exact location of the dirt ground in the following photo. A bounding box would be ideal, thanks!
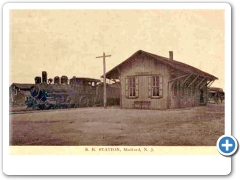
[9,104,224,146]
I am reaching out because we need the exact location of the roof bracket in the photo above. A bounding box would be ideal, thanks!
[207,80,215,87]
[188,75,199,88]
[181,74,192,87]
[168,74,189,83]
[196,77,206,88]
[199,79,208,89]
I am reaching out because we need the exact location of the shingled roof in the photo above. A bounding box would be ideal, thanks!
[105,50,218,80]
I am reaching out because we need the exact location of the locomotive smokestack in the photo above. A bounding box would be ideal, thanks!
[42,71,47,83]
[35,76,41,84]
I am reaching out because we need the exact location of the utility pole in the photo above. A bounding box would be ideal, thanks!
[96,52,111,108]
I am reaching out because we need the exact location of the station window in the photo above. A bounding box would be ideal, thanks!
[125,76,139,98]
[149,75,163,98]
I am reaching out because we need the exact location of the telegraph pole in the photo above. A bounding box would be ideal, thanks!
[96,52,111,108]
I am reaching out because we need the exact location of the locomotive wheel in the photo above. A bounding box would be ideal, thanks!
[66,96,75,108]
[38,104,45,110]
[44,102,51,110]
[79,96,89,107]
[30,85,40,98]
[90,97,96,107]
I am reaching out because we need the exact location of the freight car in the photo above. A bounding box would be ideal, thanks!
[25,71,120,110]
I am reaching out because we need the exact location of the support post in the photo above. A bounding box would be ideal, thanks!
[96,52,111,108]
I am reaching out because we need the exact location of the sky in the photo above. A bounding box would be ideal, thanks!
[9,9,225,90]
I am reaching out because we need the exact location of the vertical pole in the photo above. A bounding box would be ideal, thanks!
[103,52,107,108]
[96,52,111,108]
[167,82,169,109]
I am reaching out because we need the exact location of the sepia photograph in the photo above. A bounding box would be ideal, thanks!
[9,8,225,147]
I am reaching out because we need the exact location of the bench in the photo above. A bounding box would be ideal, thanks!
[132,101,151,109]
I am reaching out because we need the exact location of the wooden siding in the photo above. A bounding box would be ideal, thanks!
[168,77,209,109]
[118,54,209,110]
[119,55,170,109]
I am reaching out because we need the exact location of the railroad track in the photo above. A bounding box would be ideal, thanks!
[9,106,93,115]
[9,109,53,115]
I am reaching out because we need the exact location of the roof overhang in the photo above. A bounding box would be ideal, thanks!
[103,50,218,81]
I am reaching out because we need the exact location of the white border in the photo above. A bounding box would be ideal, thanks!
[3,3,232,175]
[2,2,231,10]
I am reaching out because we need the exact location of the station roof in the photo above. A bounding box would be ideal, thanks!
[104,50,218,80]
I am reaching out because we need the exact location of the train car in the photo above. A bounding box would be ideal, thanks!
[96,82,121,106]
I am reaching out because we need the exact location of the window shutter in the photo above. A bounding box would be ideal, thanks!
[159,75,163,97]
[125,78,129,98]
[148,76,152,98]
[135,76,139,98]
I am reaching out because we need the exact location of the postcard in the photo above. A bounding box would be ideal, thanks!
[3,2,233,175]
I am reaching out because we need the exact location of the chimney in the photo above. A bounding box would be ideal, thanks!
[169,51,173,60]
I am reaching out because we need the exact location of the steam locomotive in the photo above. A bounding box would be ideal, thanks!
[26,71,120,110]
